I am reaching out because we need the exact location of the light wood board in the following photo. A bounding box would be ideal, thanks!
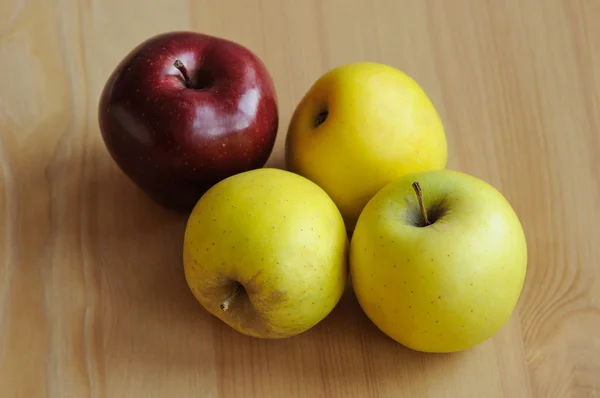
[1,0,599,397]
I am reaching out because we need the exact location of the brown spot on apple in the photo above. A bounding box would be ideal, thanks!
[195,271,296,338]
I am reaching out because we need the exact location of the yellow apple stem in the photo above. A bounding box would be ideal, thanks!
[220,283,243,312]
[412,182,430,226]
[173,60,192,88]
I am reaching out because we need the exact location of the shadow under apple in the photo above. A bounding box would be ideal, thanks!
[88,144,471,395]
[19,136,479,395]
[208,276,471,397]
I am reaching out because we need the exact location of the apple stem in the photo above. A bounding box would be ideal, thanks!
[220,283,243,312]
[412,182,430,226]
[173,60,192,88]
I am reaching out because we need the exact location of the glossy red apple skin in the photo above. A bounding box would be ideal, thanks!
[98,31,279,212]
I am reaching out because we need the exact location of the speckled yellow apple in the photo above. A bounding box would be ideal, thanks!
[350,169,528,353]
[285,62,447,232]
[183,168,348,339]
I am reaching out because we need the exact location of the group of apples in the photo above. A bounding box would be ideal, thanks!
[98,31,527,353]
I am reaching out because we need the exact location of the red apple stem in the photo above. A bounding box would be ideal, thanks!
[412,182,430,226]
[173,60,192,88]
[220,283,243,312]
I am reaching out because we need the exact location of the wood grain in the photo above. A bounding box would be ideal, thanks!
[1,0,599,397]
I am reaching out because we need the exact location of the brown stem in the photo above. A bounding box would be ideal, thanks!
[220,283,242,312]
[173,60,192,88]
[412,182,430,226]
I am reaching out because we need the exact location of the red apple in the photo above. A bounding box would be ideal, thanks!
[98,31,279,211]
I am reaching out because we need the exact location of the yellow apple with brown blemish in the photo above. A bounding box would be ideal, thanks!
[183,168,348,338]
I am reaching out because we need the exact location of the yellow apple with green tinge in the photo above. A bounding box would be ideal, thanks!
[350,169,528,353]
[183,168,348,339]
[285,62,448,232]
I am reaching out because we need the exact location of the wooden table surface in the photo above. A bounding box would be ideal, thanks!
[1,1,599,397]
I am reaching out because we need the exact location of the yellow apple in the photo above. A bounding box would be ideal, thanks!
[350,169,528,353]
[285,62,448,232]
[183,168,348,339]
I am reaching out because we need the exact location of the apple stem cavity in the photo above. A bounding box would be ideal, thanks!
[314,109,328,128]
[173,60,192,88]
[220,282,243,312]
[412,182,431,226]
